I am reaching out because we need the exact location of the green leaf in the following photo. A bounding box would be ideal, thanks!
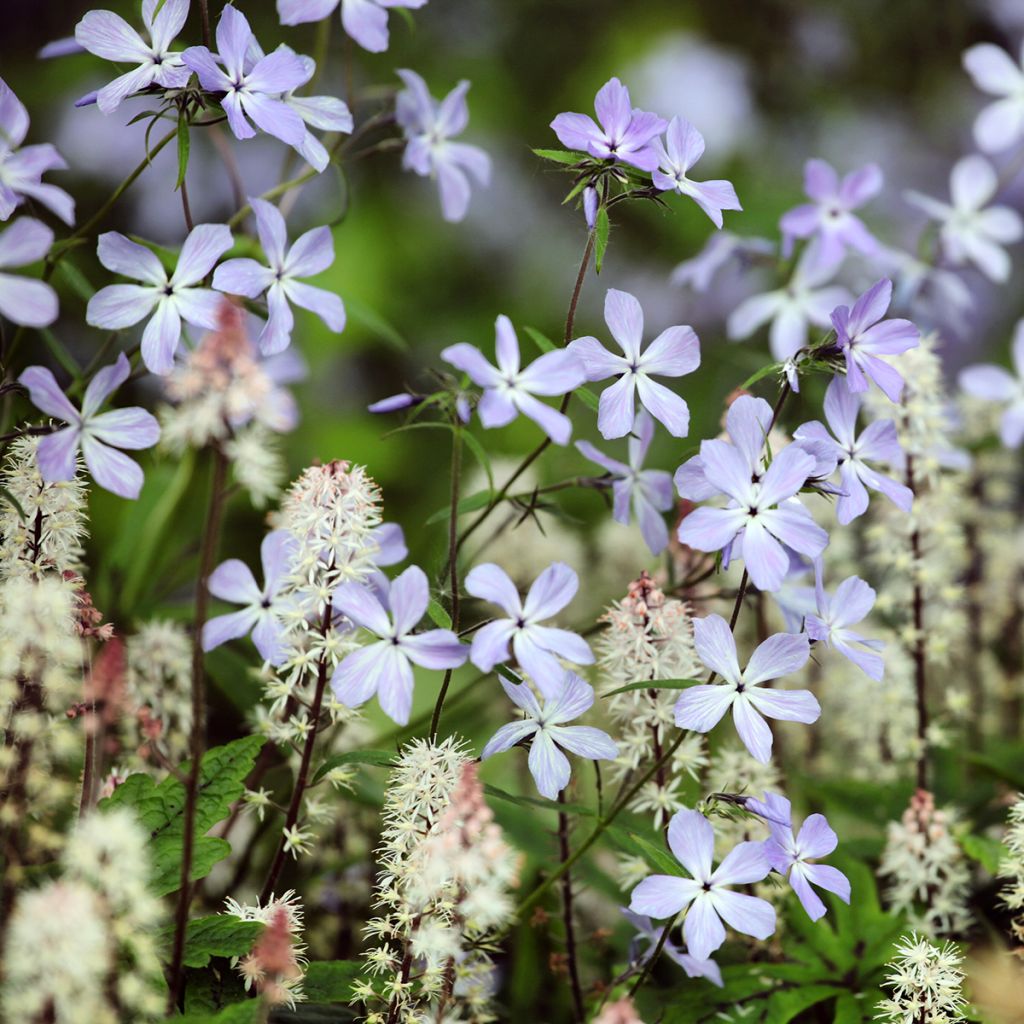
[0,485,28,524]
[960,832,1005,875]
[56,258,95,301]
[494,663,525,686]
[175,113,190,191]
[177,1003,262,1024]
[742,361,784,390]
[424,488,492,525]
[461,431,494,494]
[484,783,592,817]
[426,598,453,629]
[39,329,84,383]
[161,915,263,968]
[303,960,363,1002]
[832,993,866,1024]
[608,825,684,877]
[594,207,610,273]
[522,326,556,353]
[601,678,701,698]
[764,985,845,1024]
[346,297,409,351]
[100,734,265,896]
[311,749,396,786]
[532,147,582,165]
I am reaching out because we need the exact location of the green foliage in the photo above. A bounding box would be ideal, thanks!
[594,207,610,272]
[100,735,265,896]
[311,748,397,785]
[601,678,702,698]
[161,916,264,969]
[302,960,362,1002]
[176,1003,262,1024]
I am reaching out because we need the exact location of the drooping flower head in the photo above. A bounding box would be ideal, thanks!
[19,353,161,500]
[569,288,700,439]
[551,77,667,172]
[395,70,491,224]
[0,217,58,327]
[278,0,427,54]
[959,320,1024,448]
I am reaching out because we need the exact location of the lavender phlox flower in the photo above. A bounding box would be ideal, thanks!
[395,69,490,223]
[793,376,912,524]
[19,353,160,500]
[670,233,775,292]
[441,315,584,445]
[727,247,851,361]
[481,671,618,801]
[804,560,884,681]
[38,38,86,59]
[569,288,700,439]
[779,159,882,269]
[628,808,775,961]
[576,410,674,555]
[182,5,308,146]
[651,116,741,228]
[465,561,593,699]
[0,217,58,327]
[202,530,298,664]
[747,791,851,921]
[620,909,723,987]
[831,278,919,403]
[87,224,233,375]
[905,155,1023,283]
[330,565,467,725]
[367,393,417,414]
[769,553,818,634]
[213,198,344,354]
[674,615,817,763]
[677,439,828,593]
[582,185,599,230]
[0,78,75,225]
[959,320,1024,448]
[278,0,427,54]
[550,77,667,172]
[962,41,1024,153]
[74,0,191,114]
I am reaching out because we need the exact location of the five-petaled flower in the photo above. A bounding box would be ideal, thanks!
[202,530,298,665]
[481,671,618,801]
[959,320,1024,448]
[330,565,467,726]
[87,224,234,375]
[183,5,309,147]
[277,0,427,54]
[747,791,851,921]
[674,614,818,763]
[395,69,491,223]
[19,353,161,500]
[779,159,882,270]
[551,77,667,172]
[0,217,58,327]
[831,278,919,403]
[576,410,675,555]
[569,288,700,440]
[74,0,191,114]
[652,116,741,228]
[621,910,723,987]
[214,198,345,355]
[441,315,585,444]
[464,561,593,698]
[628,808,775,961]
[793,376,912,524]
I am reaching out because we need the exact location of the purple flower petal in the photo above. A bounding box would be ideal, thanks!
[744,632,810,686]
[668,809,714,881]
[683,895,727,961]
[522,561,578,620]
[402,629,466,669]
[80,435,145,499]
[528,730,571,799]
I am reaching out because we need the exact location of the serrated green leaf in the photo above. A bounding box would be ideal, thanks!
[303,960,363,1002]
[532,147,582,165]
[764,985,845,1024]
[175,113,190,191]
[426,598,453,629]
[311,749,396,786]
[161,915,263,968]
[594,207,610,273]
[601,678,701,698]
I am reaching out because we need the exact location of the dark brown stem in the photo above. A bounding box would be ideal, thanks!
[180,177,194,232]
[199,0,211,47]
[557,791,586,1024]
[166,445,229,1013]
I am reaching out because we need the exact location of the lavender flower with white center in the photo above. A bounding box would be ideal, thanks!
[213,199,344,354]
[481,671,618,801]
[0,218,58,327]
[804,560,884,681]
[793,376,912,524]
[278,0,427,55]
[674,615,817,763]
[747,791,851,921]
[86,224,233,375]
[962,41,1024,153]
[330,565,467,725]
[831,278,920,403]
[551,77,667,172]
[19,353,160,500]
[906,155,1023,282]
[779,159,882,269]
[569,288,700,439]
[676,441,828,593]
[651,116,741,228]
[464,561,593,699]
[628,809,775,961]
[959,321,1024,447]
[576,410,674,555]
[441,315,585,445]
[395,70,491,223]
[620,910,723,987]
[202,530,298,665]
[74,0,191,115]
[0,78,74,225]
[727,248,852,361]
[182,5,308,147]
